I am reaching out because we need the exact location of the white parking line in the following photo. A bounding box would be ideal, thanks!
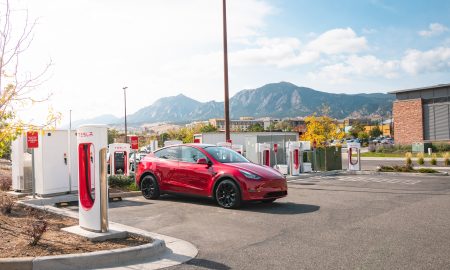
[288,175,421,185]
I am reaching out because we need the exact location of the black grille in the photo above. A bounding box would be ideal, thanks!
[264,191,287,198]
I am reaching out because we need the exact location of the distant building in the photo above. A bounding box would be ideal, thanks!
[390,83,450,144]
[209,118,264,131]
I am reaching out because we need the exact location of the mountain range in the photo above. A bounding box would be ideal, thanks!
[70,82,394,127]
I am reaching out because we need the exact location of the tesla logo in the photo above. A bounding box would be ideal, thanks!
[78,132,94,138]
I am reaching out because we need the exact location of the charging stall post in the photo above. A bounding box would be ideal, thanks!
[109,143,131,176]
[77,125,109,232]
[347,142,361,171]
[130,136,139,175]
[286,141,301,176]
[257,143,271,166]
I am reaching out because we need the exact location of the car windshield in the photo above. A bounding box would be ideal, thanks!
[204,146,249,163]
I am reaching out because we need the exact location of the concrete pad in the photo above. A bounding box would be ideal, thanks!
[6,190,31,198]
[62,225,128,242]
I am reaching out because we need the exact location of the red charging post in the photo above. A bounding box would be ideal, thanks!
[27,131,39,198]
[130,136,139,178]
[27,131,39,148]
[130,136,139,150]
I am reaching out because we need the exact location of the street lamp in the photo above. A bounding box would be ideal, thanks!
[222,0,230,142]
[123,86,128,143]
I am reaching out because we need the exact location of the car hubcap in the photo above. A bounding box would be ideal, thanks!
[142,179,154,197]
[217,183,236,207]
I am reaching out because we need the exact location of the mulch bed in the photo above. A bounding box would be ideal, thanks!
[0,163,150,258]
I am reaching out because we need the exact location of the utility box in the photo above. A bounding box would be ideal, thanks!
[314,146,342,171]
[12,130,78,196]
[245,133,298,166]
[11,134,32,192]
[412,142,432,153]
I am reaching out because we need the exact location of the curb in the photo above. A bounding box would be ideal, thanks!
[109,191,141,199]
[33,239,166,270]
[286,170,340,181]
[15,200,198,270]
[344,170,449,177]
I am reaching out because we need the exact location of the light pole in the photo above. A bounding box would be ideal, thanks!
[123,86,128,143]
[222,0,231,142]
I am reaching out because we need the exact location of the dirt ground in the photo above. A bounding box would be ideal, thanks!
[0,161,150,258]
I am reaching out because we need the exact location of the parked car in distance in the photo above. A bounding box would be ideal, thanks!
[136,144,288,209]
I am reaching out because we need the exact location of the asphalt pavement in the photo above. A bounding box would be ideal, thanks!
[107,174,450,270]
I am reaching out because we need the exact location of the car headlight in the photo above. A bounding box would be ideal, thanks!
[239,170,261,180]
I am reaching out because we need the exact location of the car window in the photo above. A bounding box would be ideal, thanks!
[181,146,208,163]
[154,146,180,161]
[204,146,249,163]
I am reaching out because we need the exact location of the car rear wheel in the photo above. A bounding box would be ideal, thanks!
[141,175,160,200]
[215,179,241,209]
[261,198,276,203]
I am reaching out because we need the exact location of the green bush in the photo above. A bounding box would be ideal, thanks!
[108,175,135,188]
[416,168,438,173]
[416,153,425,165]
[431,142,450,153]
[376,144,412,153]
[430,154,437,166]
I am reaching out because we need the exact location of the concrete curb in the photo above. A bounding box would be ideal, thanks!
[109,191,141,199]
[15,200,198,270]
[0,257,33,270]
[32,239,166,270]
[344,170,449,177]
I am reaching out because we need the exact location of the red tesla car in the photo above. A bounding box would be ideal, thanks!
[136,144,287,208]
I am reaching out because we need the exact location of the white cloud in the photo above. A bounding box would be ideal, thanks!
[230,28,367,68]
[401,47,450,74]
[307,28,368,55]
[418,23,449,37]
[309,55,399,84]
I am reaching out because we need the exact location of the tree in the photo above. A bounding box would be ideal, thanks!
[349,122,365,138]
[248,123,264,132]
[274,120,292,131]
[357,131,369,142]
[369,126,382,138]
[199,123,218,133]
[108,129,120,144]
[0,1,58,157]
[301,115,344,147]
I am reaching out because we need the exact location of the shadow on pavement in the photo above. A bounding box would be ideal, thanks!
[160,194,320,215]
[108,199,153,208]
[240,202,320,215]
[185,258,231,270]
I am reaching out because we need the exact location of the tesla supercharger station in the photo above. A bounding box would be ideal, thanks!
[286,141,301,176]
[257,143,271,166]
[77,125,109,232]
[232,144,244,155]
[109,143,131,176]
[347,142,361,171]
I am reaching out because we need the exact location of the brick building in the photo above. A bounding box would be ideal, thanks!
[390,83,450,144]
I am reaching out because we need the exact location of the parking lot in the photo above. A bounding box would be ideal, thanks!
[106,174,450,270]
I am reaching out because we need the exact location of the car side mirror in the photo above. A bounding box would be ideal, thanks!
[197,158,208,165]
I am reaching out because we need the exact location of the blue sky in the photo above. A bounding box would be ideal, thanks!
[10,0,450,124]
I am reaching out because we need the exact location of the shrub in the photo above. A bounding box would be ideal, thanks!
[25,219,48,246]
[444,152,450,166]
[368,143,376,152]
[432,142,450,153]
[108,175,135,188]
[430,154,437,165]
[416,168,438,173]
[416,153,425,165]
[405,152,412,166]
[0,195,15,215]
[0,176,11,191]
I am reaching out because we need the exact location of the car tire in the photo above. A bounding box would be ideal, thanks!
[261,198,276,203]
[215,179,241,209]
[141,175,160,200]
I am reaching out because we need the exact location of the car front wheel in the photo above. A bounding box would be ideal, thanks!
[141,175,160,200]
[215,179,241,209]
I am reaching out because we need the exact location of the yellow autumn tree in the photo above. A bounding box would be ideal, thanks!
[301,115,344,147]
[0,0,60,157]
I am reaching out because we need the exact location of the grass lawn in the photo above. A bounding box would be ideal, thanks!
[360,152,446,158]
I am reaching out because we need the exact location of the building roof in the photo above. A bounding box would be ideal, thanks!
[388,83,450,94]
